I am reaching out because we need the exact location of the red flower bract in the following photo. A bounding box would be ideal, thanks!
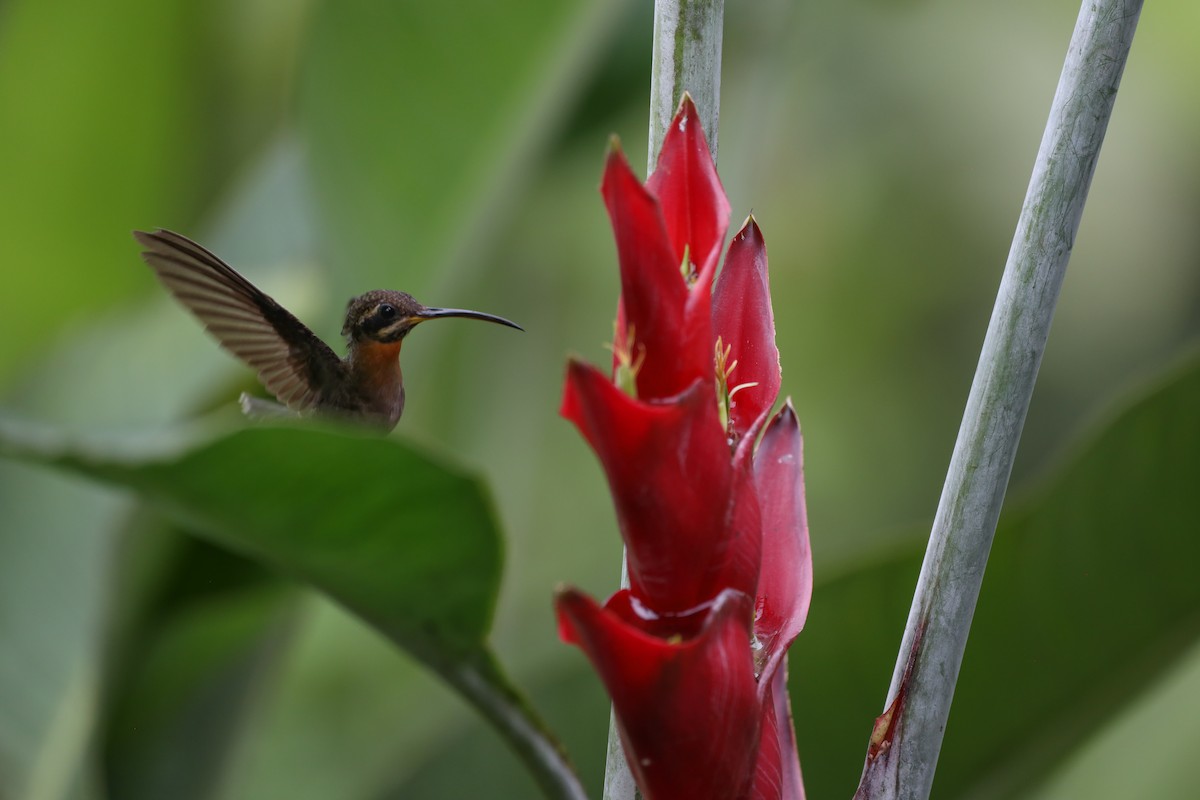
[557,587,761,800]
[713,218,782,438]
[561,364,761,611]
[751,661,806,800]
[604,143,717,403]
[556,95,811,800]
[751,402,811,694]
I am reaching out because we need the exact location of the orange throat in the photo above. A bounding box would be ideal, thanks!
[352,340,403,391]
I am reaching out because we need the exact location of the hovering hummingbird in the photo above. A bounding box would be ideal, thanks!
[135,229,521,431]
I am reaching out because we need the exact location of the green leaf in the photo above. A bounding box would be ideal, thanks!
[0,422,502,662]
[0,419,586,799]
[791,352,1200,798]
[1029,636,1200,799]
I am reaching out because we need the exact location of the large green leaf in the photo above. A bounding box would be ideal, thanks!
[0,421,501,663]
[791,352,1200,798]
[1029,636,1200,799]
[0,418,584,799]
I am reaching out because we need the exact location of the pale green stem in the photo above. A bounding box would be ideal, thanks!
[647,0,724,171]
[854,2,1143,799]
[603,3,724,799]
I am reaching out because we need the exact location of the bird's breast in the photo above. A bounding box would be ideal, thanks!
[345,341,405,428]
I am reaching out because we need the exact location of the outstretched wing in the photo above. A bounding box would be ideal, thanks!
[135,229,347,410]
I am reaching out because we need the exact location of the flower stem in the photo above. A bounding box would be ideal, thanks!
[647,0,724,171]
[855,2,1143,798]
[602,4,725,799]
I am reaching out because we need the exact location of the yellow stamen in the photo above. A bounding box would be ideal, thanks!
[714,337,759,445]
[679,245,697,287]
[715,337,732,436]
[728,381,759,400]
[605,321,645,398]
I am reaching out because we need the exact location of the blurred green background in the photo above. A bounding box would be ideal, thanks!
[2,0,1199,798]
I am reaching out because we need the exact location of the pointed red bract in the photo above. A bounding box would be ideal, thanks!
[720,409,771,612]
[752,403,812,692]
[603,147,710,401]
[646,95,731,282]
[558,96,811,800]
[562,361,757,610]
[556,587,761,800]
[713,217,782,438]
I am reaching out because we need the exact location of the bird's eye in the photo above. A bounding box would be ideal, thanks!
[378,303,396,319]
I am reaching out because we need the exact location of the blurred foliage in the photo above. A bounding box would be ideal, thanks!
[1,0,1198,798]
[793,352,1200,798]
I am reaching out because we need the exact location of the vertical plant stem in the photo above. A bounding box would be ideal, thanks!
[603,4,725,799]
[647,0,724,170]
[855,2,1143,799]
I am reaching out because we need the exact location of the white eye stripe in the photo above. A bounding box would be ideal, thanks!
[375,319,411,337]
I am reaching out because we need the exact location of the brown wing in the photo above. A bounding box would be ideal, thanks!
[135,229,347,410]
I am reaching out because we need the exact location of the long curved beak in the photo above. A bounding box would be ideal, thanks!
[415,307,524,331]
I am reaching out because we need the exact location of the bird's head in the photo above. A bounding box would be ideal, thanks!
[342,290,523,344]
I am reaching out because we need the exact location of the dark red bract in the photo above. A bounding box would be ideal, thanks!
[558,588,761,800]
[555,96,812,800]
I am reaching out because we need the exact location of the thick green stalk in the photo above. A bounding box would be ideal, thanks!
[854,2,1143,799]
[604,4,724,799]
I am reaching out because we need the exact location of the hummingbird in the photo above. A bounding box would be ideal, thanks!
[135,229,522,431]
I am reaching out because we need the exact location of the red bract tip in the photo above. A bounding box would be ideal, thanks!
[602,147,711,401]
[713,216,782,438]
[647,94,732,283]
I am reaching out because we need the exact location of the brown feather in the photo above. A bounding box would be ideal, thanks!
[135,229,347,412]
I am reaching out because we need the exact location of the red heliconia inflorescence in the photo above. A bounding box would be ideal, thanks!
[555,96,813,800]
